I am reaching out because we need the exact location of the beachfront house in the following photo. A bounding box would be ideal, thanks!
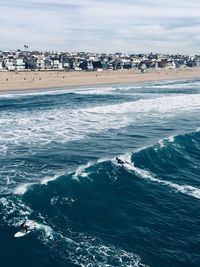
[15,59,25,71]
[62,62,70,70]
[60,55,70,70]
[36,58,45,70]
[195,58,200,67]
[52,60,63,70]
[87,62,94,71]
[43,58,51,70]
[166,60,176,69]
[4,58,15,71]
[131,58,140,69]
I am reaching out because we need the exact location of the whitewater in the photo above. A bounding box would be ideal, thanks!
[0,80,200,267]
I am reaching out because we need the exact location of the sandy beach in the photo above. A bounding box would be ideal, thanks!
[0,68,200,92]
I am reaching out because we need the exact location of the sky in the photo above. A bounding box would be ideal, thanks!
[0,0,200,53]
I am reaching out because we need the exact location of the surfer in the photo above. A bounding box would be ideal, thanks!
[20,220,29,233]
[116,157,124,165]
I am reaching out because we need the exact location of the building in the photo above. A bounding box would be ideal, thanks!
[5,58,15,71]
[15,59,25,71]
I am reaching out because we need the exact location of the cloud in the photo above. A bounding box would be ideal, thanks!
[0,0,200,53]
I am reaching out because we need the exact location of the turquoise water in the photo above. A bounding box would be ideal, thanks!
[0,80,200,267]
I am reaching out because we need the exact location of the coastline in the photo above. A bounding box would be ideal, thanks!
[0,68,200,93]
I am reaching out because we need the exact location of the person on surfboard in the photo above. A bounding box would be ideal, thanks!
[116,157,124,165]
[20,220,29,233]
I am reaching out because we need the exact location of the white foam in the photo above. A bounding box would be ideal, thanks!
[120,153,200,200]
[67,242,148,267]
[158,135,175,148]
[72,158,111,181]
[72,162,92,180]
[147,80,200,89]
[41,227,148,267]
[97,157,111,163]
[5,176,16,185]
[0,85,121,100]
[1,89,200,195]
[40,171,66,185]
[0,88,73,99]
[0,193,147,266]
[0,79,198,100]
[11,170,67,195]
[72,86,118,95]
[1,94,200,157]
[36,223,54,240]
[0,197,32,224]
[86,94,200,114]
[50,196,76,206]
[14,183,34,195]
[134,145,151,153]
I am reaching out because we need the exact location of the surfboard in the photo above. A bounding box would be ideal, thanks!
[14,220,36,238]
[14,230,31,238]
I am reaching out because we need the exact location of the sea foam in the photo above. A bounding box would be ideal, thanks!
[120,153,200,200]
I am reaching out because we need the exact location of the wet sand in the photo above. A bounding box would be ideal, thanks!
[0,68,200,92]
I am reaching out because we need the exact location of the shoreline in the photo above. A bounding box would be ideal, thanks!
[0,68,200,93]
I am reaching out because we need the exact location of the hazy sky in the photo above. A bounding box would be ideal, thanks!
[1,0,200,53]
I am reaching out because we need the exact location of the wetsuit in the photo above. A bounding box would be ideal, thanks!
[20,221,29,233]
[116,157,124,165]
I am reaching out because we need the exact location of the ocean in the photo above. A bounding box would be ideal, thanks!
[0,80,200,267]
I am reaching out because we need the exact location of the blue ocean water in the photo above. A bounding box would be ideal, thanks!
[0,80,200,267]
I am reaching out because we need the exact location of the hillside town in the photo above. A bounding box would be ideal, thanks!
[0,49,200,72]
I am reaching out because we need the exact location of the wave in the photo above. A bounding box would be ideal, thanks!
[158,135,175,148]
[129,130,200,199]
[71,86,119,95]
[42,230,148,267]
[1,79,200,100]
[0,85,119,99]
[68,130,200,201]
[120,154,200,200]
[11,129,200,200]
[72,162,92,180]
[0,88,74,100]
[85,94,200,114]
[142,79,200,90]
[1,93,200,157]
[12,170,69,195]
[40,171,68,185]
[6,128,200,203]
[14,183,34,195]
[0,194,148,267]
[1,81,200,267]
